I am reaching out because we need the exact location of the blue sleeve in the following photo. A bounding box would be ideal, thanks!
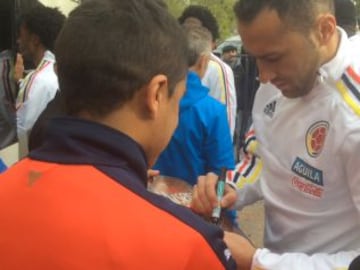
[204,103,235,175]
[0,158,7,173]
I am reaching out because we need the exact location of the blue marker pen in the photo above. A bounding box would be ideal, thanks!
[211,167,227,225]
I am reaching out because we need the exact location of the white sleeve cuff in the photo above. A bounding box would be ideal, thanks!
[251,248,266,270]
[226,180,237,190]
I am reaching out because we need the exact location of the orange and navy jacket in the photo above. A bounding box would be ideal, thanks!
[0,117,236,270]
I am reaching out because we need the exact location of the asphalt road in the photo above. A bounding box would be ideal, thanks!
[238,201,264,248]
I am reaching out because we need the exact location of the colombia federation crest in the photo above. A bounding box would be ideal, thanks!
[306,121,329,158]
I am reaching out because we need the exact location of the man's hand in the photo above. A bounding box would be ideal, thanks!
[224,231,256,270]
[14,53,24,83]
[191,172,237,216]
[147,169,160,183]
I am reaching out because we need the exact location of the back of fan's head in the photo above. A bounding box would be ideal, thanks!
[55,0,188,117]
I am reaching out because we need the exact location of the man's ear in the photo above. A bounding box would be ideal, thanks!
[144,74,168,119]
[316,14,337,45]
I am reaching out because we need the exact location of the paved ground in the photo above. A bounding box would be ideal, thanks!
[237,201,264,247]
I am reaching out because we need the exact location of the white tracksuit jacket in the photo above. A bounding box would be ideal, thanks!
[202,53,237,140]
[16,50,58,156]
[235,28,360,270]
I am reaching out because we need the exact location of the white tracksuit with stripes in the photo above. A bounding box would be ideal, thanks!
[16,50,58,156]
[0,50,17,149]
[202,53,237,140]
[234,28,360,270]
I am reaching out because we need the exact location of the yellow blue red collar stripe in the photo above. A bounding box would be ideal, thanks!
[335,66,360,116]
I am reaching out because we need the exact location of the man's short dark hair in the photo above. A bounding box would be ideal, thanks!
[234,0,335,33]
[20,5,65,51]
[222,45,237,53]
[335,0,357,37]
[55,0,189,117]
[178,5,219,41]
[0,0,14,51]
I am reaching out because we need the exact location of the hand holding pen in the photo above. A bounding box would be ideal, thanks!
[210,168,227,224]
[191,171,238,220]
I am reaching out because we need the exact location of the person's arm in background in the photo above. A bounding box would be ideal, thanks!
[202,55,237,139]
[222,62,237,140]
[13,53,24,86]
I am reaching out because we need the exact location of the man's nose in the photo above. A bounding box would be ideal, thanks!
[256,60,276,83]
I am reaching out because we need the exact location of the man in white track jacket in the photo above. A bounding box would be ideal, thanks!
[16,6,65,156]
[191,1,360,269]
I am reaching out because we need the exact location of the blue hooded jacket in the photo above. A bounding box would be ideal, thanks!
[0,158,7,173]
[154,71,235,185]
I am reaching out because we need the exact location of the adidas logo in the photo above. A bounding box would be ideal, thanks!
[264,100,277,118]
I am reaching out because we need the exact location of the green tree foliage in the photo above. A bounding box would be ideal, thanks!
[356,0,360,22]
[165,0,360,43]
[164,0,237,43]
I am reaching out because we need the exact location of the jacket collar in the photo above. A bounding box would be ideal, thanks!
[30,117,148,186]
[318,27,352,83]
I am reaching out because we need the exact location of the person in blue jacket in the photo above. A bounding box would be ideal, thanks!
[0,158,7,173]
[154,25,235,186]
